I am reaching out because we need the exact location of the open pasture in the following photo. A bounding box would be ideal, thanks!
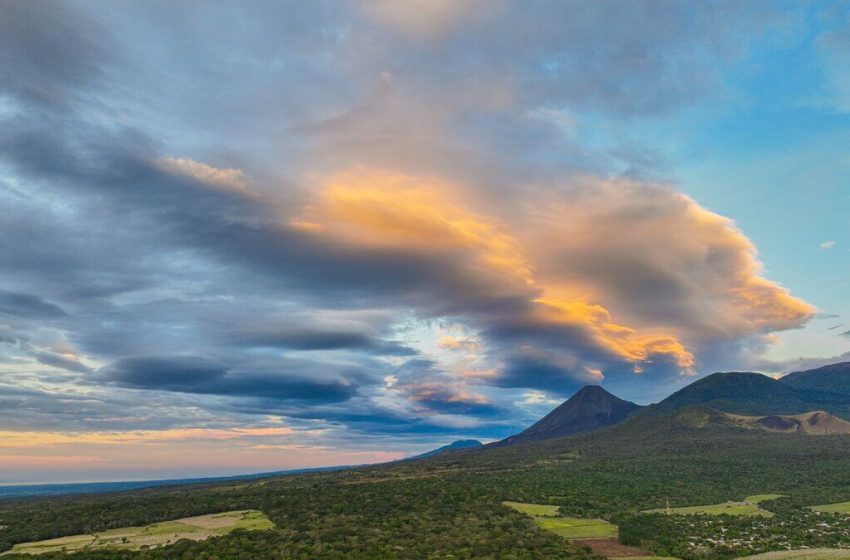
[502,501,561,517]
[810,501,850,514]
[642,494,784,517]
[503,501,618,539]
[2,510,273,556]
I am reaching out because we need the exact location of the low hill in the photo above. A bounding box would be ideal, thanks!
[496,385,642,446]
[675,406,850,435]
[404,439,482,461]
[781,362,850,397]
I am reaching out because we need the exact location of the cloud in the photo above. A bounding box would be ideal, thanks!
[402,380,498,416]
[234,326,415,355]
[517,390,561,407]
[34,351,91,373]
[0,290,67,319]
[819,240,837,250]
[0,0,110,101]
[293,169,812,387]
[493,347,604,395]
[437,335,479,352]
[776,352,850,375]
[359,0,491,39]
[96,356,359,404]
[155,157,254,195]
[841,330,850,338]
[376,358,499,416]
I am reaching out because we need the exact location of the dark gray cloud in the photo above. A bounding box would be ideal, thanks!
[96,356,359,403]
[34,351,91,373]
[0,290,66,319]
[407,388,501,417]
[0,0,110,106]
[492,348,599,396]
[235,327,416,355]
[0,381,213,432]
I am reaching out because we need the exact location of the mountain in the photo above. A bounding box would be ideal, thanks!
[648,370,850,418]
[780,362,850,396]
[497,385,642,446]
[493,364,850,450]
[405,439,483,461]
[650,372,808,415]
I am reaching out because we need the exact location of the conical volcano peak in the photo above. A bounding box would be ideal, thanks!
[497,385,642,446]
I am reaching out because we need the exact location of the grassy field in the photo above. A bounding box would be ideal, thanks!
[643,494,784,517]
[810,501,850,514]
[1,510,273,556]
[537,517,618,538]
[502,501,561,516]
[738,549,850,559]
[503,501,618,539]
[744,494,786,504]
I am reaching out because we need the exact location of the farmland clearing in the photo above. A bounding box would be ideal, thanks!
[642,494,784,517]
[810,501,850,514]
[503,501,618,539]
[1,510,273,556]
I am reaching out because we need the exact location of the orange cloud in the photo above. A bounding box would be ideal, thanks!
[525,179,815,343]
[535,296,695,371]
[291,168,813,383]
[294,168,534,287]
[437,335,479,352]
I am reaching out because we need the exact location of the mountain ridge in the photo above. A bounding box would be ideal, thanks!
[780,361,850,396]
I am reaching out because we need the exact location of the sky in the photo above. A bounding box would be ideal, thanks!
[0,0,849,484]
